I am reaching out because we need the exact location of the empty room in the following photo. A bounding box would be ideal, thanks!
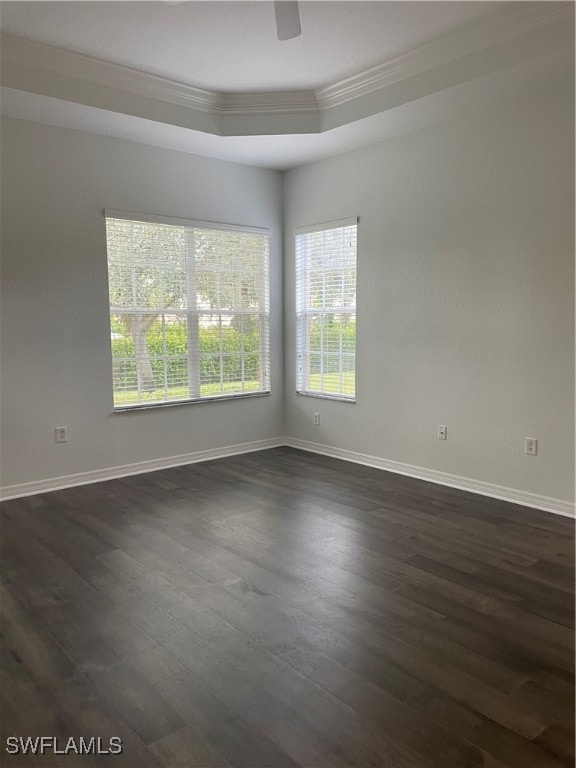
[0,1,574,766]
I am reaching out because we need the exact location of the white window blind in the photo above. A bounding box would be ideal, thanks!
[105,211,270,409]
[295,218,357,400]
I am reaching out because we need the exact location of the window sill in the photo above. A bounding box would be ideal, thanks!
[296,391,355,403]
[113,390,271,413]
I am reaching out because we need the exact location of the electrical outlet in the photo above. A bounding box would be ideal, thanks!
[437,425,447,440]
[525,437,537,456]
[55,427,68,443]
[313,412,320,426]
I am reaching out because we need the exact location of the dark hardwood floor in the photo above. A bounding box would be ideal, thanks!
[1,447,574,767]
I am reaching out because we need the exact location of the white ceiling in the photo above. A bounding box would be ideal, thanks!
[2,50,569,171]
[0,1,573,169]
[0,1,505,92]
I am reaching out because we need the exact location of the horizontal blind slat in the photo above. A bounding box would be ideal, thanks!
[106,214,270,408]
[295,221,357,400]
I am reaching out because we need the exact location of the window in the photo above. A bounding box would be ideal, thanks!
[105,211,270,409]
[295,218,357,400]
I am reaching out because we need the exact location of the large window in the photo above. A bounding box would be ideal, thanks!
[295,218,357,400]
[105,211,270,409]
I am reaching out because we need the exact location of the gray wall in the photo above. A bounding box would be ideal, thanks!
[0,119,284,487]
[283,74,575,503]
[2,71,574,506]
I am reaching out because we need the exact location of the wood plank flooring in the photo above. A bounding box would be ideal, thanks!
[1,447,574,767]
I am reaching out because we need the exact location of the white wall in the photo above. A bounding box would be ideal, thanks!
[283,74,575,505]
[0,119,284,488]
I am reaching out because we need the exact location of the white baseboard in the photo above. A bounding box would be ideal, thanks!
[285,437,576,519]
[2,435,574,519]
[0,437,285,501]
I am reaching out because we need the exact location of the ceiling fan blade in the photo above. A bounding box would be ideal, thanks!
[274,1,301,40]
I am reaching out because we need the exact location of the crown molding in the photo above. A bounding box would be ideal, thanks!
[316,2,574,109]
[1,2,573,135]
[0,33,319,118]
[0,33,219,113]
[217,91,318,115]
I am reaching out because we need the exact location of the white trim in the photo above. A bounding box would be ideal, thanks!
[0,35,318,117]
[1,2,571,140]
[3,4,568,118]
[295,217,358,235]
[0,437,284,502]
[295,391,356,403]
[104,209,270,235]
[2,437,573,518]
[216,91,318,115]
[0,34,219,113]
[284,437,576,519]
[316,2,573,109]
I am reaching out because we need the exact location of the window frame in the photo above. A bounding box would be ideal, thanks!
[104,209,271,411]
[295,217,358,403]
